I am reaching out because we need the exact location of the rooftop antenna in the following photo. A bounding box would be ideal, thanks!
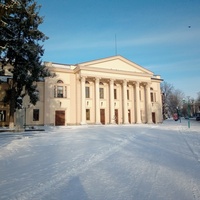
[115,34,118,55]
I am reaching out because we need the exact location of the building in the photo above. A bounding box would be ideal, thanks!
[0,64,13,127]
[0,55,163,127]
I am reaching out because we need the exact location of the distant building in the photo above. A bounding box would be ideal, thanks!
[0,55,163,127]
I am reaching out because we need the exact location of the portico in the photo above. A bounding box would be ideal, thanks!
[80,75,155,125]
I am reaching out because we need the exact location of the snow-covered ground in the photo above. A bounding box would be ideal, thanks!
[0,118,200,200]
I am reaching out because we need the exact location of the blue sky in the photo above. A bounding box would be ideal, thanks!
[37,0,200,99]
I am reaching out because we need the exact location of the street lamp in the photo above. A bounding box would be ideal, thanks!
[183,98,191,128]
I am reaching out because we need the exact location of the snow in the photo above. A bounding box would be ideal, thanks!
[0,119,200,200]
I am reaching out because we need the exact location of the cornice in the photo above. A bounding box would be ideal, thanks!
[76,66,152,78]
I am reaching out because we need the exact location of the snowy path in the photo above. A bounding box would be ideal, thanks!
[0,119,200,200]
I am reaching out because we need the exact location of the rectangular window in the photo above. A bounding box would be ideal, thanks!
[54,85,67,98]
[85,86,90,98]
[99,88,104,99]
[54,86,57,98]
[114,89,117,99]
[57,86,63,98]
[86,109,90,120]
[151,92,156,102]
[151,92,154,102]
[65,86,67,98]
[33,109,39,121]
[0,110,6,122]
[127,90,130,100]
[139,91,141,100]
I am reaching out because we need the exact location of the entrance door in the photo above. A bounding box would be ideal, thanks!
[152,112,156,123]
[115,109,118,124]
[128,109,131,123]
[100,109,105,124]
[55,111,65,126]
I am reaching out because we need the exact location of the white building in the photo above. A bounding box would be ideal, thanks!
[0,55,163,127]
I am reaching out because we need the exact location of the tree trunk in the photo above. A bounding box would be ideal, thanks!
[9,88,15,129]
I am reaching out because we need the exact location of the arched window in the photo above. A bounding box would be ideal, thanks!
[54,80,67,98]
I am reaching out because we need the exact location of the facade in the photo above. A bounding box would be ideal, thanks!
[0,55,163,127]
[0,77,10,127]
[0,64,13,127]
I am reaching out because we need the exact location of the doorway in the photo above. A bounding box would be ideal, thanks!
[152,112,156,123]
[55,110,65,126]
[128,109,131,123]
[100,109,105,124]
[115,109,119,124]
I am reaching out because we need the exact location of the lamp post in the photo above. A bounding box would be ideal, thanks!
[183,98,191,128]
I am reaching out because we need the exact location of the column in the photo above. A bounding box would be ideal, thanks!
[80,76,86,125]
[123,80,129,124]
[109,79,115,124]
[135,82,141,123]
[146,83,153,123]
[95,78,101,124]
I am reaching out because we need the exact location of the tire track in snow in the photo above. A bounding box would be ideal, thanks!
[178,126,200,163]
[178,127,200,200]
[12,135,135,200]
[0,138,31,160]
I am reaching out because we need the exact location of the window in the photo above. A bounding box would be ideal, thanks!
[86,109,90,120]
[127,90,130,100]
[57,86,63,97]
[0,110,6,122]
[85,86,90,98]
[100,88,104,99]
[151,92,154,102]
[54,80,67,98]
[33,109,39,121]
[151,92,156,102]
[114,89,117,99]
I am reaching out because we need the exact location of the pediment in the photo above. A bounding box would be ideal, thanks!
[78,55,153,75]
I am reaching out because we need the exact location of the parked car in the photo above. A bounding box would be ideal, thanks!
[173,113,179,121]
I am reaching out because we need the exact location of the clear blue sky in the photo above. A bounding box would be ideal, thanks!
[37,0,200,99]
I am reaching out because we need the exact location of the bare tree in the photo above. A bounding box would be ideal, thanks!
[169,89,185,115]
[161,81,174,119]
[161,82,185,119]
[195,92,200,113]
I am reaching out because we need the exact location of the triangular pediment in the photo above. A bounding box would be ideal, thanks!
[78,55,153,75]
